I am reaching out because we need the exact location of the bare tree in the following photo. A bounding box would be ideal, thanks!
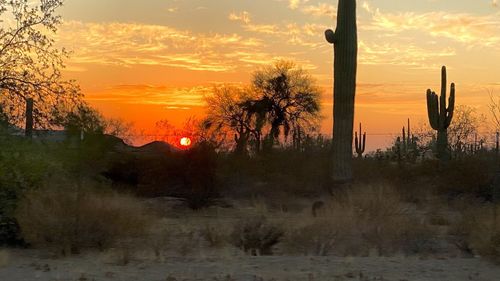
[448,105,485,155]
[489,90,500,130]
[0,0,81,127]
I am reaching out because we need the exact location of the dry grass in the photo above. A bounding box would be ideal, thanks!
[283,184,438,256]
[0,249,9,268]
[15,186,155,255]
[230,215,284,256]
[201,222,230,248]
[450,204,500,262]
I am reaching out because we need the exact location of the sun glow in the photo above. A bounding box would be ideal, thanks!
[180,137,192,147]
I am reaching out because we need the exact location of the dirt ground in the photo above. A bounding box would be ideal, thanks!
[1,249,500,281]
[3,195,500,281]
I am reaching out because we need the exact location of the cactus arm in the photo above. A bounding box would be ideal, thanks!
[355,132,359,151]
[325,29,336,44]
[445,82,455,128]
[362,132,366,152]
[439,90,447,129]
[441,66,447,102]
[427,90,439,130]
[407,118,410,140]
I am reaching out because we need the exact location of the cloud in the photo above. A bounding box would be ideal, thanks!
[364,8,500,47]
[274,0,311,10]
[228,11,251,24]
[359,41,456,68]
[58,21,270,72]
[301,3,337,19]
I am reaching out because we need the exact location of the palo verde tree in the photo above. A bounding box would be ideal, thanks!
[325,0,358,184]
[0,0,81,127]
[252,60,321,150]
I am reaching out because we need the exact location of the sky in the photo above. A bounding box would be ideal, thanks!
[55,0,500,149]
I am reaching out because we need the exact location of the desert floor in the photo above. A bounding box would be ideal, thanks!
[1,249,500,281]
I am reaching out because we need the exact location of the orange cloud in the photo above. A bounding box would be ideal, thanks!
[363,7,500,47]
[58,21,266,73]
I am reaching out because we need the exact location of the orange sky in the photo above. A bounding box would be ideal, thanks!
[56,0,500,149]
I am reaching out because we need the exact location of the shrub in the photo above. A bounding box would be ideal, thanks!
[283,218,340,256]
[15,186,153,255]
[231,216,284,256]
[450,204,500,262]
[201,223,229,248]
[284,184,438,256]
[0,137,62,246]
[181,142,220,209]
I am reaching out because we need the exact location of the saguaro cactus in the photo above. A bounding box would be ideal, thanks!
[426,66,455,161]
[325,0,358,183]
[354,123,366,158]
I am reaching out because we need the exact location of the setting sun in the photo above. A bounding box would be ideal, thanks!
[180,137,192,147]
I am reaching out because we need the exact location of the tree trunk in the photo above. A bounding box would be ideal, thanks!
[25,98,34,138]
[329,0,358,184]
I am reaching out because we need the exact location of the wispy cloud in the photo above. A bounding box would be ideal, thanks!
[363,6,500,47]
[58,21,269,72]
[301,3,337,19]
[359,41,456,69]
[228,11,251,24]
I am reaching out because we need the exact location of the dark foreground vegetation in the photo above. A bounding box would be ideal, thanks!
[1,130,500,265]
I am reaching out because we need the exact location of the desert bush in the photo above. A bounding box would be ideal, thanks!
[450,204,500,262]
[15,186,153,255]
[0,249,8,268]
[437,156,497,200]
[283,218,341,256]
[181,142,220,209]
[284,184,438,256]
[231,216,284,256]
[201,223,229,248]
[0,137,64,246]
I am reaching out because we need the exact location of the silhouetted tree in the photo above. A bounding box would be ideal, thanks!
[0,0,81,127]
[204,85,268,154]
[53,103,106,135]
[252,60,321,149]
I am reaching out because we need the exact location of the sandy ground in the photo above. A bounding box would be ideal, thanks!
[1,249,500,281]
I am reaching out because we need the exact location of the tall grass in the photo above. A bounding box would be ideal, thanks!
[16,186,154,255]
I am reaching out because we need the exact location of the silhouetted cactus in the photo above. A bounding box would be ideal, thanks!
[325,0,358,183]
[496,132,499,156]
[354,123,366,158]
[426,66,455,161]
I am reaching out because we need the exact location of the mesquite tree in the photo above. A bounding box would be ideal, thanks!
[0,0,81,127]
[426,66,455,161]
[325,0,358,183]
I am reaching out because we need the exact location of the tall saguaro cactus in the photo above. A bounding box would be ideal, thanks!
[325,0,358,183]
[426,66,455,160]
